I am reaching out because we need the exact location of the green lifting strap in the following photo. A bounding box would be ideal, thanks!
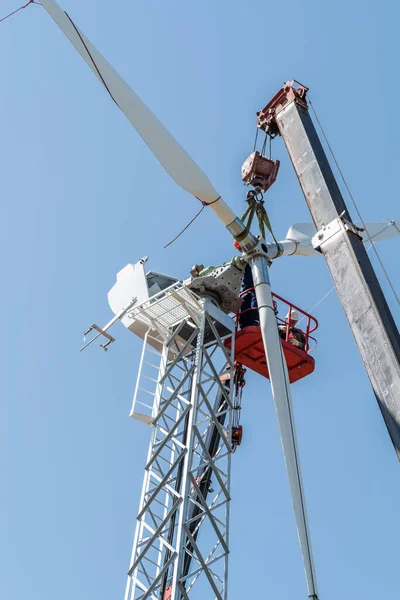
[235,202,256,243]
[236,193,282,257]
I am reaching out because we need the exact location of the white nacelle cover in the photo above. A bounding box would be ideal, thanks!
[108,260,179,348]
[108,262,149,329]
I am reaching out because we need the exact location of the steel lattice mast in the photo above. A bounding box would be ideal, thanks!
[124,294,235,600]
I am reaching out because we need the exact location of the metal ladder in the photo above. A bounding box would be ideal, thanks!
[130,330,165,425]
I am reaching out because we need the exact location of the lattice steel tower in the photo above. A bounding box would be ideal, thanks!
[98,259,243,600]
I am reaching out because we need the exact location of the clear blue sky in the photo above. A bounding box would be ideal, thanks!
[1,1,400,599]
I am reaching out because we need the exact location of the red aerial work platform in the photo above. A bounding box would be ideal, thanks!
[225,292,318,384]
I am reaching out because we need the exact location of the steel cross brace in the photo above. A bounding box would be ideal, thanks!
[125,300,235,600]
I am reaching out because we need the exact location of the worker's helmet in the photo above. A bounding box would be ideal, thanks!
[285,309,299,323]
[233,240,242,252]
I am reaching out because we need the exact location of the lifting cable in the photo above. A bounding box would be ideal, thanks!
[0,0,39,24]
[309,99,400,306]
[253,127,272,159]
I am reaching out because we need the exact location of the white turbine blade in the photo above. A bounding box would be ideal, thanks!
[360,221,400,243]
[250,257,319,598]
[286,223,316,243]
[40,0,237,227]
[287,221,400,245]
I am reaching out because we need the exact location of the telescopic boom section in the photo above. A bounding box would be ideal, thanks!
[258,81,400,460]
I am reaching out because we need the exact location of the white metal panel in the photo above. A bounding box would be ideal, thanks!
[108,262,149,318]
[108,265,205,358]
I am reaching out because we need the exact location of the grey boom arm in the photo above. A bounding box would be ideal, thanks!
[258,82,400,460]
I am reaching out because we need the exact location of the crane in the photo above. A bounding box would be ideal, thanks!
[256,81,400,460]
[10,1,400,599]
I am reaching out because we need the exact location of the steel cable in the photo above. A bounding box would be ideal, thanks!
[309,99,400,306]
[297,239,390,326]
[0,0,39,24]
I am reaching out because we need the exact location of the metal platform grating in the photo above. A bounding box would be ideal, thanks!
[127,282,203,340]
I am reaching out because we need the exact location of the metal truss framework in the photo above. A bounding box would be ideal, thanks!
[125,299,235,600]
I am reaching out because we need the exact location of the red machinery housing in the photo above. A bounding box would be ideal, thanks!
[225,292,318,384]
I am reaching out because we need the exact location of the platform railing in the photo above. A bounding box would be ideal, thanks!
[237,289,318,353]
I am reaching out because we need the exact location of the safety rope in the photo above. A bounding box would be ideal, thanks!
[64,12,120,108]
[164,196,221,248]
[297,286,336,327]
[309,99,400,306]
[297,240,382,326]
[167,183,281,250]
[0,0,39,24]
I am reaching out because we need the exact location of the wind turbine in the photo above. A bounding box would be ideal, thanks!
[37,1,322,596]
[15,1,400,599]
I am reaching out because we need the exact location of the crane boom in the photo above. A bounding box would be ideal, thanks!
[258,82,400,460]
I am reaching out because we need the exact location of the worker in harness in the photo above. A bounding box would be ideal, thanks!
[278,309,306,350]
[234,240,259,329]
